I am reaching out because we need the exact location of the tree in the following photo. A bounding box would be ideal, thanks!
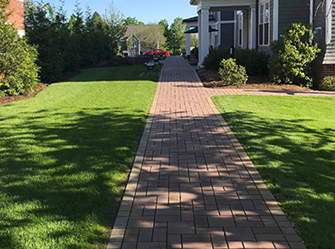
[190,34,198,48]
[269,23,320,87]
[24,1,126,82]
[122,16,144,25]
[134,25,166,50]
[162,17,186,55]
[170,18,186,54]
[103,3,127,53]
[0,0,40,96]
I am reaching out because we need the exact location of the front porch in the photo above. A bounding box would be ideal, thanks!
[190,0,259,66]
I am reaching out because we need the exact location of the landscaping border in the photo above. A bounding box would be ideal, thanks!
[106,71,163,249]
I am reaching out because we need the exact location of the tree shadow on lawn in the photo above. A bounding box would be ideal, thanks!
[0,108,147,248]
[221,110,335,248]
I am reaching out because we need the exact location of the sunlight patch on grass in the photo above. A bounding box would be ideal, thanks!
[0,65,158,249]
[213,95,335,249]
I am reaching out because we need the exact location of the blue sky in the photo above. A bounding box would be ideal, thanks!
[44,0,198,26]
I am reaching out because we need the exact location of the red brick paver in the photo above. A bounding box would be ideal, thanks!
[108,57,335,249]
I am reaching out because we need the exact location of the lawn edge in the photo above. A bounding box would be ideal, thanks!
[106,68,163,249]
[207,95,307,249]
[192,63,306,249]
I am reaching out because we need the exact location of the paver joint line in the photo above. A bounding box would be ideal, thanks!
[104,56,323,249]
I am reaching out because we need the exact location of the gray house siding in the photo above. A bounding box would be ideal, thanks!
[313,0,335,64]
[221,11,234,21]
[219,23,235,50]
[278,0,310,37]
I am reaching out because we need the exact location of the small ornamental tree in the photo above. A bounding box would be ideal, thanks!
[0,0,40,96]
[269,23,320,87]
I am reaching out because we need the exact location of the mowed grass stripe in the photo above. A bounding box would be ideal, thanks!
[0,65,157,249]
[212,95,335,249]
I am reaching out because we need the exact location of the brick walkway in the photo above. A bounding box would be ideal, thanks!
[108,57,335,249]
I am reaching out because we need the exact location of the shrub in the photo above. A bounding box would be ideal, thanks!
[203,48,230,71]
[0,1,40,96]
[269,23,320,87]
[320,77,335,91]
[203,48,268,76]
[219,58,248,86]
[235,49,269,76]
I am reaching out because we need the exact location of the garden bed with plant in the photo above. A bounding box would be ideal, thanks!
[198,23,335,92]
[197,68,312,91]
[0,83,49,105]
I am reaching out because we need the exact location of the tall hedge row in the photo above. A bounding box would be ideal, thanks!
[24,1,127,83]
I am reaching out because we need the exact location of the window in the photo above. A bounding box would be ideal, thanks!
[238,13,243,46]
[259,2,270,46]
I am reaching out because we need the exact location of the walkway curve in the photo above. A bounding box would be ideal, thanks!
[107,57,335,249]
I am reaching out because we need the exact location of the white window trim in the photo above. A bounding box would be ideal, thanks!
[326,0,332,45]
[273,0,279,40]
[258,1,270,46]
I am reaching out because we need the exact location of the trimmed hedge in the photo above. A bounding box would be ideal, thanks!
[203,48,269,76]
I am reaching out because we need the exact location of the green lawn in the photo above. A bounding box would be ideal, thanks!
[213,95,335,249]
[0,65,158,249]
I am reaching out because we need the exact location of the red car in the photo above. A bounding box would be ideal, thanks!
[144,49,170,56]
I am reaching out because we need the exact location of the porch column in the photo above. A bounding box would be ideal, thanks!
[186,25,191,56]
[242,10,248,49]
[248,4,257,49]
[198,6,210,66]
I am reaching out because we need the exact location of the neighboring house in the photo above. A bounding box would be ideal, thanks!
[119,25,162,56]
[190,0,335,81]
[7,0,25,37]
[118,34,141,56]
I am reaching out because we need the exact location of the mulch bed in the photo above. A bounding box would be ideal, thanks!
[198,69,312,91]
[0,83,49,105]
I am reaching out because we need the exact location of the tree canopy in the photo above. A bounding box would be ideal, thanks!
[133,25,166,50]
[123,16,144,25]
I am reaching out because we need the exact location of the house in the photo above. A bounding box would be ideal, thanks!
[7,0,25,37]
[190,0,335,81]
[119,25,165,56]
[184,12,239,56]
[118,34,141,56]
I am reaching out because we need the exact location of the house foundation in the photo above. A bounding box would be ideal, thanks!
[313,63,335,89]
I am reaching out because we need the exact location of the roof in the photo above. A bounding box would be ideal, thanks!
[182,15,216,23]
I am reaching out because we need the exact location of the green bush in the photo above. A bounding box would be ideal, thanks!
[269,23,320,87]
[203,48,229,71]
[219,58,248,86]
[0,1,40,96]
[203,48,268,76]
[235,49,269,76]
[320,76,335,91]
